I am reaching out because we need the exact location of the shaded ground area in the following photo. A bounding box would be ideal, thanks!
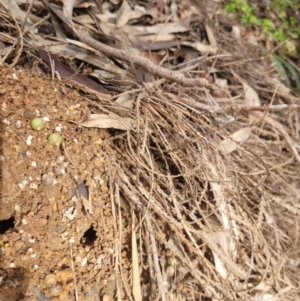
[0,67,121,301]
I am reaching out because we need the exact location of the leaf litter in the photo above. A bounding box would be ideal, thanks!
[0,0,300,300]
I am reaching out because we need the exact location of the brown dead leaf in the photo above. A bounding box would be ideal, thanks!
[220,127,252,154]
[130,34,180,51]
[74,14,94,24]
[76,1,96,9]
[116,0,132,28]
[205,24,218,48]
[115,94,134,109]
[62,0,79,21]
[38,49,110,98]
[182,41,218,54]
[156,0,165,14]
[80,113,135,130]
[243,82,261,124]
[90,70,135,87]
[122,23,188,35]
[139,52,164,65]
[1,0,34,28]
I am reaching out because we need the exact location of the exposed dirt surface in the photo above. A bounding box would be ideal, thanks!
[1,0,300,300]
[0,67,123,301]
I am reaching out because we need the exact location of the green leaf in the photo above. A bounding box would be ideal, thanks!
[225,2,237,13]
[273,29,286,41]
[248,15,258,24]
[281,58,300,89]
[290,31,300,39]
[289,17,296,25]
[241,3,253,14]
[260,18,273,30]
[273,56,291,87]
[278,11,286,19]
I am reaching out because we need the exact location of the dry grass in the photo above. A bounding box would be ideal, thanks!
[1,0,300,300]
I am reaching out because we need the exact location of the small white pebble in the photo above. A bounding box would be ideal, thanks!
[61,232,68,239]
[31,161,37,168]
[73,138,78,143]
[33,264,39,270]
[9,263,15,268]
[26,135,34,146]
[16,120,22,128]
[55,124,62,132]
[69,237,75,244]
[26,151,31,156]
[102,295,110,301]
[2,102,7,109]
[54,165,65,175]
[28,248,33,253]
[22,219,28,225]
[19,230,24,234]
[19,179,28,189]
[28,176,33,181]
[31,254,37,259]
[29,183,38,189]
[75,104,81,108]
[58,156,65,162]
[108,248,114,254]
[29,238,35,243]
[42,172,56,185]
[0,156,4,161]
[35,109,40,116]
[81,257,88,267]
[97,254,105,265]
[42,116,50,122]
[15,205,20,212]
[3,119,10,125]
[12,73,19,80]
[75,255,81,263]
[71,196,78,203]
[63,207,77,221]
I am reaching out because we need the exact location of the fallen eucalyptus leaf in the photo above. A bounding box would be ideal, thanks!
[220,127,252,154]
[243,83,260,124]
[80,113,135,130]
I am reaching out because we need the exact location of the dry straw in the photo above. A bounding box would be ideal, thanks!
[1,0,300,300]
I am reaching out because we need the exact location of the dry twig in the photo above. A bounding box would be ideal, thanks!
[2,1,300,300]
[251,111,300,165]
[74,26,211,88]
